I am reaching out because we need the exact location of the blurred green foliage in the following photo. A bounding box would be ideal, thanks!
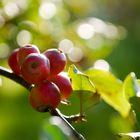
[0,0,140,140]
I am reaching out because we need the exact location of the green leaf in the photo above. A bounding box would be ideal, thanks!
[137,80,140,85]
[0,77,2,86]
[68,65,96,99]
[122,72,139,100]
[130,96,140,126]
[85,68,130,117]
[68,65,97,111]
[136,79,140,97]
[68,65,96,93]
[117,132,140,140]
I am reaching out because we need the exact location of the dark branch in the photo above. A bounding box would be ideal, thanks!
[50,108,86,123]
[0,66,31,90]
[0,66,85,140]
[49,108,85,140]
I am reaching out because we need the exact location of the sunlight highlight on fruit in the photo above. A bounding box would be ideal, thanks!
[43,49,66,75]
[16,30,32,46]
[39,2,56,20]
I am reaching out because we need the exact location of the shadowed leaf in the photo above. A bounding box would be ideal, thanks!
[130,96,140,126]
[68,65,96,93]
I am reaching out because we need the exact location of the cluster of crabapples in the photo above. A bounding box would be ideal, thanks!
[8,44,72,112]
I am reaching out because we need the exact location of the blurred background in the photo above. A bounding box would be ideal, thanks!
[0,0,140,140]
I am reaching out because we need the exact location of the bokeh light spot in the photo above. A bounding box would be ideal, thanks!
[93,59,110,71]
[58,39,74,54]
[68,47,83,62]
[77,23,95,39]
[88,17,106,33]
[39,2,56,20]
[15,0,28,10]
[16,30,32,46]
[104,24,119,39]
[0,43,10,59]
[4,2,19,18]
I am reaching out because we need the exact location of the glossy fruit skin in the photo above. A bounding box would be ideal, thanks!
[21,53,50,84]
[8,48,21,75]
[17,44,40,65]
[43,49,66,75]
[49,73,72,99]
[29,81,61,112]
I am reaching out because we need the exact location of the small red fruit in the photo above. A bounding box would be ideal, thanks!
[49,73,72,99]
[21,53,50,84]
[8,48,21,75]
[17,44,40,65]
[29,81,61,112]
[43,49,66,75]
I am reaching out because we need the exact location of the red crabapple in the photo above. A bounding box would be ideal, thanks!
[29,81,61,112]
[49,73,72,99]
[8,48,21,75]
[43,49,66,75]
[17,44,40,65]
[21,53,50,84]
